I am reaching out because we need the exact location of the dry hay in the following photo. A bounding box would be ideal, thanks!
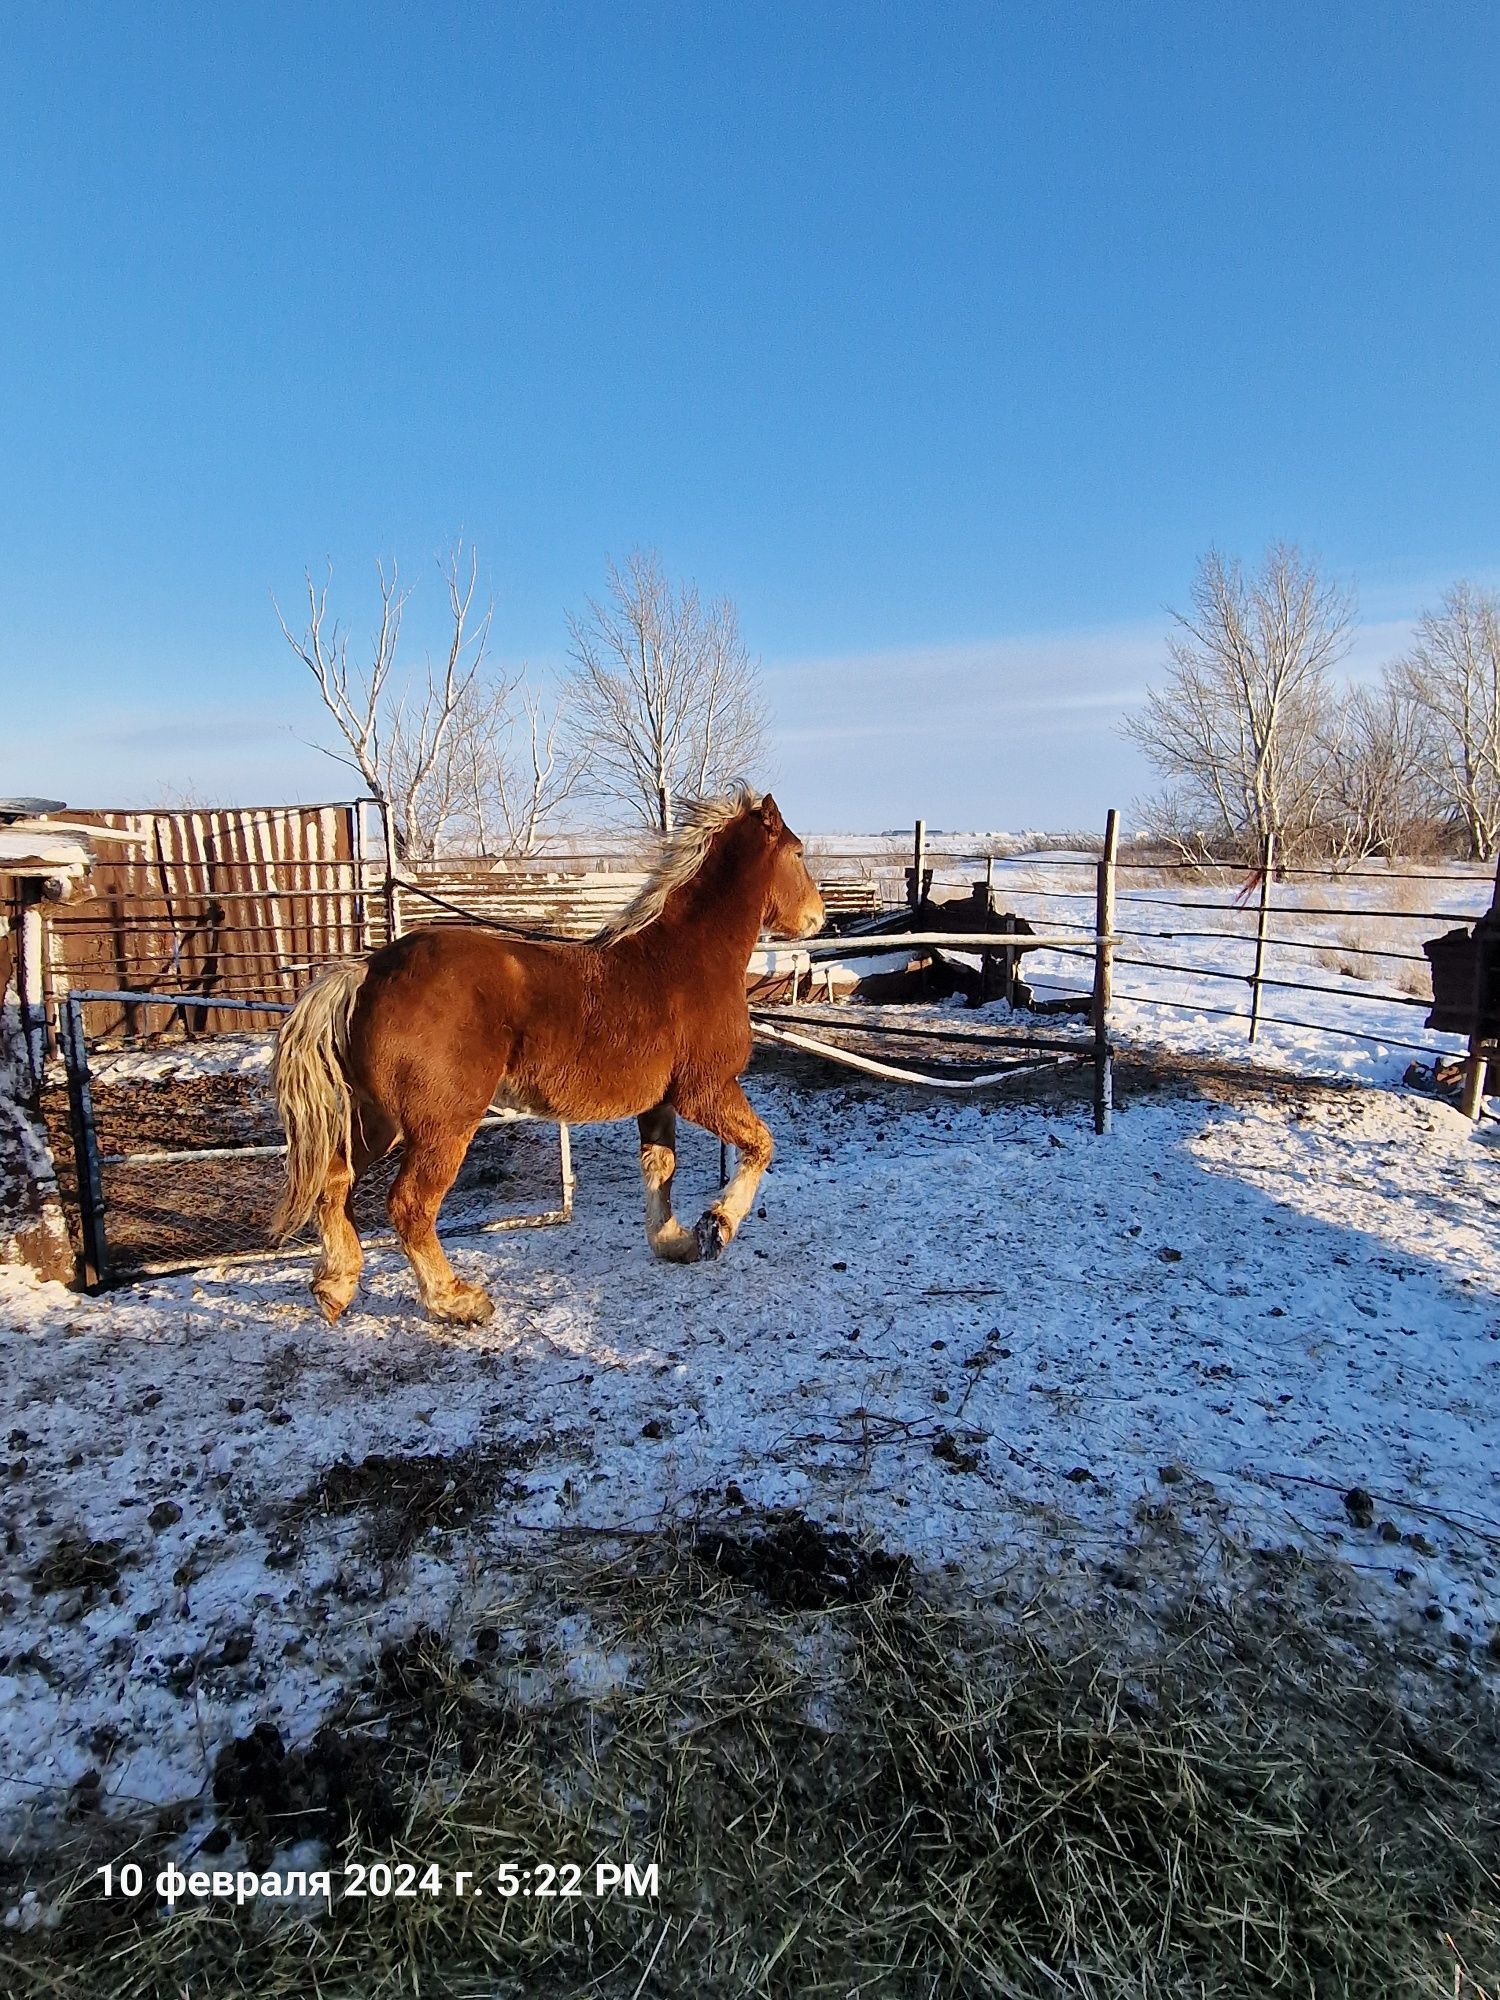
[5,1514,1498,1999]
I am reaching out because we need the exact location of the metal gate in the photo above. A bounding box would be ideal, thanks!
[54,989,572,1290]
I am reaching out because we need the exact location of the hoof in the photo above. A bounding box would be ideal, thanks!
[648,1222,700,1264]
[428,1281,495,1326]
[311,1281,355,1324]
[694,1209,732,1263]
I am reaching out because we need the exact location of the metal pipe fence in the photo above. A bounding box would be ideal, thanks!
[35,809,1498,1294]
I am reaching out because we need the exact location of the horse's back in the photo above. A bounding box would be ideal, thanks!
[349,924,676,1125]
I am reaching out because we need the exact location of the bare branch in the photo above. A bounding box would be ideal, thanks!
[563,550,769,833]
[1389,582,1500,860]
[1125,544,1354,860]
[275,544,579,860]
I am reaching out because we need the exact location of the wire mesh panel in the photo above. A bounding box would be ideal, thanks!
[47,992,571,1286]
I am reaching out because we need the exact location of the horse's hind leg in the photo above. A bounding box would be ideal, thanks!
[675,1078,773,1263]
[388,1117,494,1324]
[310,1095,395,1324]
[637,1104,700,1263]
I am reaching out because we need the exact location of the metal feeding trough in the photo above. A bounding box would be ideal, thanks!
[1424,915,1500,1038]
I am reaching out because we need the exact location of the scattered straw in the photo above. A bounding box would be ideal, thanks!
[5,1518,1498,1998]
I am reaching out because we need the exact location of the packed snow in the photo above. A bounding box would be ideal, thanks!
[2,852,1496,1849]
[2,1037,1497,1847]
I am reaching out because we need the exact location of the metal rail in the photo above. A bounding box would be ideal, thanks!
[752,1019,1088,1090]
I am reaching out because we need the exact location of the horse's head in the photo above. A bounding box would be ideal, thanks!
[756,794,824,940]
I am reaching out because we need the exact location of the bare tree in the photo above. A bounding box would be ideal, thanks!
[437,680,583,858]
[1126,544,1354,860]
[564,550,768,833]
[275,544,578,858]
[1389,582,1500,860]
[1318,679,1437,860]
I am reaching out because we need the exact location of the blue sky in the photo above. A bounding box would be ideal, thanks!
[4,2,1498,832]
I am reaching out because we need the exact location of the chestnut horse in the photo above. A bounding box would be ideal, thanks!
[271,790,824,1324]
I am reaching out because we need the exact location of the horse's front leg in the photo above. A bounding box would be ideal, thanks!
[637,1103,700,1263]
[674,1078,773,1263]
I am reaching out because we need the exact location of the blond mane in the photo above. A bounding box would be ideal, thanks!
[593,788,762,943]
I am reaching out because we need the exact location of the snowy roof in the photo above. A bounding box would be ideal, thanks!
[0,824,94,878]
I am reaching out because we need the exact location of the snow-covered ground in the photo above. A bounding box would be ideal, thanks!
[2,1039,1497,1847]
[2,855,1496,1849]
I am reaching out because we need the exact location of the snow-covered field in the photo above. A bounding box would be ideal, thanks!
[999,856,1486,1088]
[2,1029,1497,1849]
[2,855,1496,1857]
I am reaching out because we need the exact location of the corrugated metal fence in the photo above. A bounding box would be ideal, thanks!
[46,802,382,1038]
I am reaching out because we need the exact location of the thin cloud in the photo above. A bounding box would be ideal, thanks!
[82,711,293,751]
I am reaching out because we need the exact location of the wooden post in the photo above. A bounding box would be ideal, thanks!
[1459,844,1500,1120]
[909,819,927,911]
[378,796,404,943]
[1247,828,1276,1045]
[18,885,47,1085]
[1092,809,1119,1135]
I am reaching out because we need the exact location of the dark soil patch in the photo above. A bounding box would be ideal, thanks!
[210,1720,401,1858]
[28,1533,131,1601]
[284,1440,553,1559]
[691,1508,912,1609]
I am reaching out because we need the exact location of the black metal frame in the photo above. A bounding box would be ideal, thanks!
[55,988,574,1289]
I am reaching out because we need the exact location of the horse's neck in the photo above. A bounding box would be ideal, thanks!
[629,839,768,978]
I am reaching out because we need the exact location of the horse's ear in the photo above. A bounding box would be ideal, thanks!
[758,794,785,837]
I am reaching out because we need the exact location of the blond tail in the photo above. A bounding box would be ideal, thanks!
[270,961,369,1241]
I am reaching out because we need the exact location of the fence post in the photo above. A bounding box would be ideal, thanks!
[378,797,404,942]
[558,1122,576,1221]
[980,855,995,1002]
[1247,829,1277,1045]
[908,819,927,911]
[18,884,47,1086]
[1092,809,1119,1135]
[350,800,369,955]
[59,994,109,1291]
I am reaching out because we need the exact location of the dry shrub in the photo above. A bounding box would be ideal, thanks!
[6,1520,1498,2000]
[1316,922,1393,987]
